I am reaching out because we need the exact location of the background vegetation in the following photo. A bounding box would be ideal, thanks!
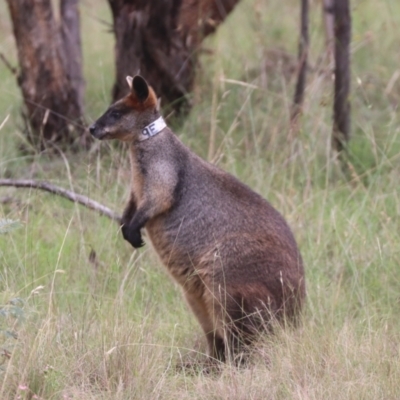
[1,0,400,398]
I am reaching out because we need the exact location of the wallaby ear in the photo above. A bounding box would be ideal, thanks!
[132,75,149,103]
[126,76,133,90]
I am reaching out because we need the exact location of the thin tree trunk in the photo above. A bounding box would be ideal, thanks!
[60,0,85,113]
[6,0,85,150]
[322,0,335,66]
[332,0,351,152]
[291,0,309,122]
[108,0,240,115]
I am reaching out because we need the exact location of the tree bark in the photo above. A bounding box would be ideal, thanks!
[322,0,335,66]
[60,0,85,113]
[332,0,351,152]
[108,0,240,115]
[291,0,309,122]
[178,0,239,48]
[6,0,85,150]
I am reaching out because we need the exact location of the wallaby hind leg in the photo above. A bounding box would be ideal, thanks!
[219,286,278,362]
[184,291,225,361]
[220,313,256,364]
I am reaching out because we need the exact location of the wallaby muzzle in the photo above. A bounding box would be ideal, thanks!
[89,123,107,140]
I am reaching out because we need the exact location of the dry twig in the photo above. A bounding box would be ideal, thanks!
[0,53,18,75]
[0,179,121,222]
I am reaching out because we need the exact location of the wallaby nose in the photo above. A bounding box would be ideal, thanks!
[89,124,96,136]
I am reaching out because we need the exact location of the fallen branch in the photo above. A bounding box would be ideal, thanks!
[0,179,121,222]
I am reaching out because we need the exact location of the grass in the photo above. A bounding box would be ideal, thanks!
[1,0,400,398]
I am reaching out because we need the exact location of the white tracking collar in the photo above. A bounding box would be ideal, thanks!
[139,116,167,141]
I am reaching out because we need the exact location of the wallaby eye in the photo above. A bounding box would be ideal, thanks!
[110,110,121,119]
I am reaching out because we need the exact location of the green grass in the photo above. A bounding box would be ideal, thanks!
[1,0,400,398]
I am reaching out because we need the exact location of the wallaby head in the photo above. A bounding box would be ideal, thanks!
[89,75,160,142]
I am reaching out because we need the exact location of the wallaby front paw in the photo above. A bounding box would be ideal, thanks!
[121,224,145,248]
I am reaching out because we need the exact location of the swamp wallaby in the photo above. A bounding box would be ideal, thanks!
[89,75,306,362]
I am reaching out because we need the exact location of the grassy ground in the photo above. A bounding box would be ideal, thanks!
[1,0,400,398]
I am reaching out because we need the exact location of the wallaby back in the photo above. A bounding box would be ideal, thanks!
[90,75,306,362]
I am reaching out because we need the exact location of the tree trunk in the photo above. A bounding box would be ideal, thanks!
[332,0,351,152]
[178,0,240,48]
[322,0,335,66]
[60,0,85,113]
[108,0,240,116]
[6,0,85,150]
[291,0,309,122]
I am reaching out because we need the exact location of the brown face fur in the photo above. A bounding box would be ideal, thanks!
[89,75,159,142]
